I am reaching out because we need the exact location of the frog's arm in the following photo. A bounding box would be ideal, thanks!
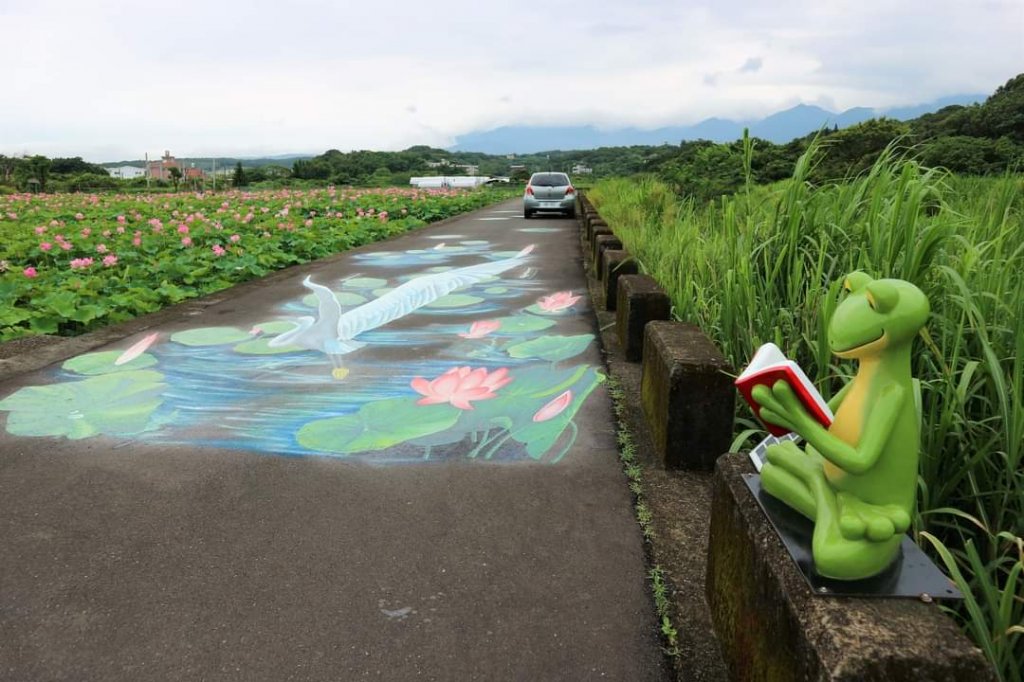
[755,381,906,475]
[827,381,853,413]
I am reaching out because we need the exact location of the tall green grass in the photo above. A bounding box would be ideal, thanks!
[590,142,1023,680]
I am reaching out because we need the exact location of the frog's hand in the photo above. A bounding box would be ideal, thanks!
[751,381,810,435]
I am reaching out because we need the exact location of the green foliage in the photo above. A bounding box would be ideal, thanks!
[590,151,1023,677]
[0,186,512,341]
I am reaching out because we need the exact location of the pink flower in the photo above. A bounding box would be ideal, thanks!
[177,224,189,234]
[229,234,241,243]
[411,366,513,410]
[22,266,38,278]
[532,390,573,422]
[69,257,94,270]
[60,241,73,251]
[116,215,126,224]
[458,319,501,339]
[212,244,226,257]
[34,226,46,235]
[115,332,158,366]
[74,212,85,221]
[132,237,142,246]
[96,244,108,253]
[180,237,193,247]
[537,291,582,313]
[80,228,91,237]
[102,254,118,267]
[39,242,53,252]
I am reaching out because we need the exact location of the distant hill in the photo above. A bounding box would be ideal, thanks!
[450,94,987,154]
[100,155,313,168]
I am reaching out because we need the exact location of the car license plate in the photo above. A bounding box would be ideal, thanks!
[540,201,558,208]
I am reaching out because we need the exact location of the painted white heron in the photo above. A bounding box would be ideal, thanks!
[270,245,535,378]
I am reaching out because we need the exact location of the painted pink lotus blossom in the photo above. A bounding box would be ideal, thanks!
[39,242,52,252]
[411,366,513,410]
[102,255,118,267]
[532,390,573,422]
[537,291,582,313]
[458,319,501,339]
[114,332,158,366]
[22,266,38,278]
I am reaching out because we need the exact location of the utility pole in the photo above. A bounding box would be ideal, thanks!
[212,157,216,192]
[145,152,150,190]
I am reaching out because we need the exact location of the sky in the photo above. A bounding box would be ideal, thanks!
[2,0,1022,162]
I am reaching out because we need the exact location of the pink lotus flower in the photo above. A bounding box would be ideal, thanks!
[69,257,94,270]
[74,212,85,221]
[22,266,38,278]
[180,237,193,247]
[116,215,126,224]
[102,255,118,267]
[96,244,108,253]
[537,291,582,313]
[59,241,73,251]
[411,366,513,410]
[212,244,226,257]
[532,390,573,422]
[229,234,241,243]
[34,226,46,235]
[39,242,53,252]
[115,332,158,366]
[132,237,142,246]
[80,228,91,237]
[177,224,189,234]
[459,319,501,339]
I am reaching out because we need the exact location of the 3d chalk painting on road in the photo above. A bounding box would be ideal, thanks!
[0,238,604,463]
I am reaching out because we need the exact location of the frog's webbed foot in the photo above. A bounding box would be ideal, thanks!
[836,492,910,542]
[761,441,821,521]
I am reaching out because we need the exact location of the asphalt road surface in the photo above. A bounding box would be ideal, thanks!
[0,200,668,681]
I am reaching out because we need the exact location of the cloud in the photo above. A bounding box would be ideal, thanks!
[738,57,763,73]
[0,0,1020,160]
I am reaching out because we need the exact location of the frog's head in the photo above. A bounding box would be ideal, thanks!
[828,272,930,360]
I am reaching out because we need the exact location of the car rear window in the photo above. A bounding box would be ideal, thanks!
[530,173,570,187]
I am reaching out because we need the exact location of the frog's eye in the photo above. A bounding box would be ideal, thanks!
[843,271,873,293]
[865,281,898,313]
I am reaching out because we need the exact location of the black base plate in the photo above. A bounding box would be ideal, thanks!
[742,474,961,600]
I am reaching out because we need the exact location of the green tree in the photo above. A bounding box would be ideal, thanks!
[233,161,246,188]
[167,166,182,192]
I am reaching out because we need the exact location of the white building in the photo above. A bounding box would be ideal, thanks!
[409,176,491,189]
[106,165,147,179]
[571,164,593,175]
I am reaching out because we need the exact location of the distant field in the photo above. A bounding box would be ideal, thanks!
[0,186,514,342]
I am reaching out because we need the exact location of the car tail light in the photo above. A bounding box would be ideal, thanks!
[525,186,534,195]
[565,186,575,195]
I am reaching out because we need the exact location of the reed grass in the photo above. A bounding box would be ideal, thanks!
[590,140,1023,680]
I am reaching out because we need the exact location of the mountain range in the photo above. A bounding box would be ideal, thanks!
[450,94,986,154]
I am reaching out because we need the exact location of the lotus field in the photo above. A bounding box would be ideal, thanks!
[590,144,1023,679]
[0,186,512,341]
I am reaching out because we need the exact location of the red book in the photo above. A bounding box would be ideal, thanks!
[735,343,834,437]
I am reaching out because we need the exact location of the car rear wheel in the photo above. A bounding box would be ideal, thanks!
[524,209,533,219]
[565,208,576,219]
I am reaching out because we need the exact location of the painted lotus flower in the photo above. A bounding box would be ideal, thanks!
[411,366,513,410]
[537,291,581,312]
[532,390,573,422]
[458,319,501,339]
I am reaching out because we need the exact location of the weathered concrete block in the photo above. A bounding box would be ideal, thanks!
[587,219,610,244]
[616,275,671,361]
[592,235,622,277]
[706,454,994,682]
[640,322,734,469]
[600,250,638,311]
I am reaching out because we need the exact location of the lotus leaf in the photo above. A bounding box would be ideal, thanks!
[297,398,459,454]
[171,327,251,346]
[0,370,167,440]
[62,350,157,375]
[506,335,594,362]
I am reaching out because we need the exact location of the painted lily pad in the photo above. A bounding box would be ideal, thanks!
[301,291,367,307]
[507,334,594,362]
[342,277,388,290]
[0,370,167,440]
[459,240,489,245]
[62,350,157,375]
[425,294,485,309]
[484,287,509,295]
[511,368,604,459]
[253,321,300,335]
[232,338,305,355]
[171,327,252,346]
[372,288,394,297]
[491,315,556,333]
[426,266,454,273]
[525,303,574,316]
[297,398,459,454]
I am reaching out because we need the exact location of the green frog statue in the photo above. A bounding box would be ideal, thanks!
[752,271,930,580]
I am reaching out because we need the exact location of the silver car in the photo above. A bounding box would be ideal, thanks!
[523,172,576,219]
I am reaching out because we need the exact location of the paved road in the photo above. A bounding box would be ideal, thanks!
[0,200,667,680]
